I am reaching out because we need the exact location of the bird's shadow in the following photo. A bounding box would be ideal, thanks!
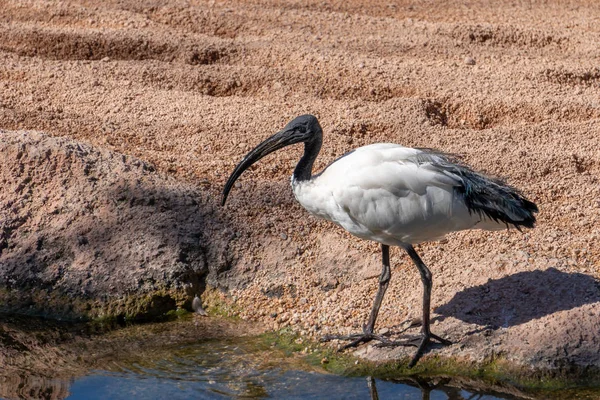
[436,268,600,329]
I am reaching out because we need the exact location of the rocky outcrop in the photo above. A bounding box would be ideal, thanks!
[0,130,231,320]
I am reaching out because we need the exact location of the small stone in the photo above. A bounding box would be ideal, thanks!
[323,278,338,289]
[192,295,208,316]
[464,56,476,65]
[321,357,329,364]
[280,233,288,240]
[278,313,289,323]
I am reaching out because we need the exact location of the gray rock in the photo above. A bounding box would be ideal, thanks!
[192,295,208,316]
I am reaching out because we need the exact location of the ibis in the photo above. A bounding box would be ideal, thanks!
[222,114,538,366]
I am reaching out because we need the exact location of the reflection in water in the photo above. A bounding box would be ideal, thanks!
[367,376,379,400]
[0,375,70,400]
[367,376,525,400]
[0,315,591,400]
[1,337,523,400]
[63,368,523,400]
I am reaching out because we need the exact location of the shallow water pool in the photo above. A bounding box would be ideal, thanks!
[62,340,517,399]
[1,316,593,400]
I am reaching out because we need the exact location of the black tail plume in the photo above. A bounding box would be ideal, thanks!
[457,171,538,229]
[411,150,538,229]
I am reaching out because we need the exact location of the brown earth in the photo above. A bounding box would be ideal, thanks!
[1,0,600,377]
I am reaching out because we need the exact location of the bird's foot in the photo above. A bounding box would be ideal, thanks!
[320,331,391,351]
[320,319,423,351]
[374,331,452,367]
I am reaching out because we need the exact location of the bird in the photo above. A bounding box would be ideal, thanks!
[222,114,538,366]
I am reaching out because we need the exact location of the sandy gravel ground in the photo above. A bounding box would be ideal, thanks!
[1,0,599,373]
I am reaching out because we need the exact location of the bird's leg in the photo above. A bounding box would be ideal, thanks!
[320,244,392,348]
[367,376,379,400]
[363,243,391,334]
[403,245,452,367]
[374,246,452,366]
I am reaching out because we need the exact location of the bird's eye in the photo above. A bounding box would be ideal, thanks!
[297,124,310,134]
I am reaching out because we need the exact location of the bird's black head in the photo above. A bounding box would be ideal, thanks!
[222,114,323,206]
[282,114,322,140]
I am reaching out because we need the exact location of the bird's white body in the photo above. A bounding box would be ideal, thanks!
[292,143,504,245]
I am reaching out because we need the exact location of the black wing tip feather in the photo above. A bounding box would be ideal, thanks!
[460,176,538,230]
[409,148,539,230]
[514,197,538,229]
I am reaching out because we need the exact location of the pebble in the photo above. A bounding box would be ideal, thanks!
[192,295,208,316]
[464,56,476,65]
[280,233,288,240]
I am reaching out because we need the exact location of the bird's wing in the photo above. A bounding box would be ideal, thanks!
[319,144,462,195]
[315,144,475,243]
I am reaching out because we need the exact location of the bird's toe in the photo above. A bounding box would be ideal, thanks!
[320,332,391,350]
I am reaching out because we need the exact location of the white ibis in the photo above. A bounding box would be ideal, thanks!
[222,114,538,366]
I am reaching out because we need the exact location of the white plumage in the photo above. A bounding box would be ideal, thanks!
[222,115,537,367]
[293,143,502,245]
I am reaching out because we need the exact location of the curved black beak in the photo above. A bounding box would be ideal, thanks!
[222,128,307,206]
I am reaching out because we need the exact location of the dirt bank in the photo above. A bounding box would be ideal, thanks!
[1,0,599,377]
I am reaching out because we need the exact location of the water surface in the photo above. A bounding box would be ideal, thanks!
[63,339,517,399]
[1,315,596,399]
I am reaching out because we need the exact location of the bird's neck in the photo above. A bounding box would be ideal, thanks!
[293,137,322,182]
